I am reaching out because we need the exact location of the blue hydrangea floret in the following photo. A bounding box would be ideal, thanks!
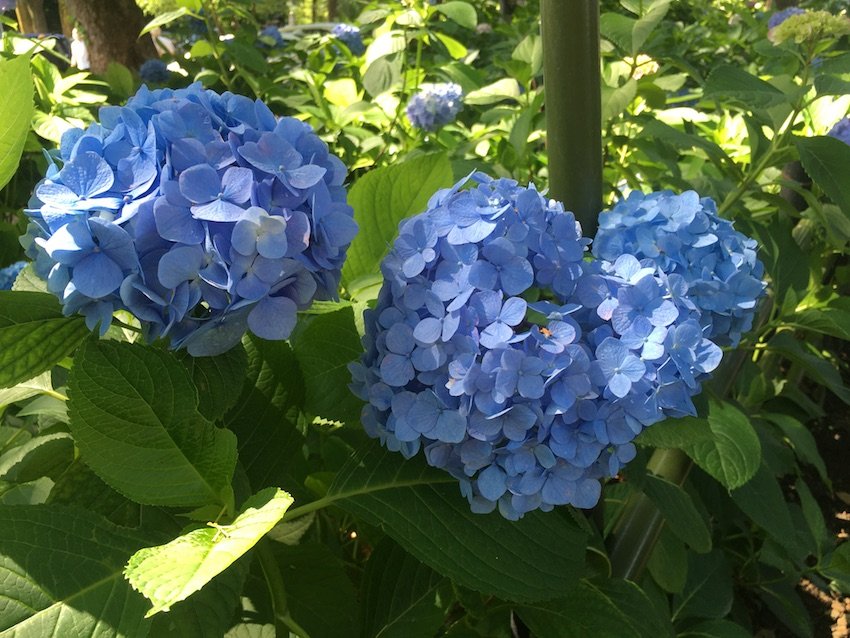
[349,174,765,520]
[828,117,850,146]
[405,83,463,132]
[331,23,365,55]
[22,84,358,356]
[138,59,171,84]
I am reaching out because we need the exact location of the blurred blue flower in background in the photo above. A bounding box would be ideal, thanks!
[138,59,171,84]
[768,6,805,29]
[350,174,765,520]
[405,83,464,132]
[331,23,365,55]
[22,84,357,355]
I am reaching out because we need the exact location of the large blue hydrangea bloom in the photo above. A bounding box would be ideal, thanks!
[22,84,358,355]
[350,174,765,520]
[405,83,463,132]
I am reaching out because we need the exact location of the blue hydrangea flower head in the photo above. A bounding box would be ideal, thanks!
[828,116,850,146]
[331,23,365,55]
[0,261,25,290]
[350,175,763,520]
[768,6,805,29]
[405,83,464,132]
[138,59,171,84]
[593,190,766,347]
[259,25,285,48]
[22,83,357,355]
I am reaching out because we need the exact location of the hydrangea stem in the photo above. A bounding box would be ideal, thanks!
[540,0,602,234]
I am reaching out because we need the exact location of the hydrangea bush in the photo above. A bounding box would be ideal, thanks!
[22,84,358,355]
[405,83,464,132]
[331,23,365,55]
[350,174,765,519]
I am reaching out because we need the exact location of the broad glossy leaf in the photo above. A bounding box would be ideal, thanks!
[0,291,89,389]
[0,505,150,636]
[518,579,674,637]
[705,65,788,110]
[643,474,711,553]
[360,539,447,638]
[433,1,477,29]
[0,431,73,482]
[68,339,237,507]
[672,550,733,621]
[317,442,586,602]
[0,55,33,192]
[126,488,292,616]
[796,135,850,218]
[179,345,248,421]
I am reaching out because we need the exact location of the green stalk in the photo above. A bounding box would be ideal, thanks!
[540,0,602,233]
[257,539,312,638]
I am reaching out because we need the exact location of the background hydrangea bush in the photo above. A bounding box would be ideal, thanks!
[21,84,357,355]
[350,174,765,519]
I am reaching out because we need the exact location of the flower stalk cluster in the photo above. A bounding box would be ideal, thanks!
[22,84,357,355]
[350,174,765,519]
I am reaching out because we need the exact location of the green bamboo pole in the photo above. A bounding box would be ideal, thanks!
[541,0,602,234]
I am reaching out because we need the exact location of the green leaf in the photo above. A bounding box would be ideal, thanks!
[435,32,467,60]
[0,431,73,482]
[518,579,674,638]
[464,78,522,105]
[290,305,363,424]
[602,79,638,121]
[140,7,191,36]
[761,413,828,484]
[272,543,360,638]
[433,1,477,29]
[600,13,636,53]
[647,528,687,593]
[731,462,803,556]
[68,339,237,507]
[320,442,586,603]
[0,55,32,192]
[360,539,447,638]
[0,371,52,414]
[179,345,248,422]
[796,135,850,218]
[679,619,753,638]
[0,291,89,389]
[104,62,134,99]
[672,550,733,621]
[704,65,788,110]
[10,264,47,293]
[224,337,305,492]
[643,474,711,553]
[684,400,761,490]
[631,0,671,54]
[635,415,711,449]
[0,476,53,504]
[0,504,150,636]
[342,153,453,285]
[362,57,402,97]
[126,487,293,616]
[767,331,850,404]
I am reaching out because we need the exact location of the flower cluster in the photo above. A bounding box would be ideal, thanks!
[0,261,25,290]
[331,24,365,55]
[405,83,463,132]
[259,25,285,48]
[350,174,765,520]
[767,6,804,30]
[22,84,357,356]
[138,59,171,85]
[769,9,850,44]
[828,117,850,146]
[593,190,765,347]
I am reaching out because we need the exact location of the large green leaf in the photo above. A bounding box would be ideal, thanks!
[518,579,674,638]
[224,337,305,492]
[0,505,151,636]
[796,135,850,218]
[126,488,292,616]
[0,432,73,482]
[0,55,33,192]
[311,442,586,602]
[704,65,788,110]
[685,400,761,490]
[341,153,453,287]
[290,305,363,424]
[359,539,448,638]
[0,291,89,389]
[433,1,477,29]
[68,339,237,507]
[672,550,733,621]
[178,345,248,422]
[272,543,360,638]
[0,372,52,415]
[643,474,711,553]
